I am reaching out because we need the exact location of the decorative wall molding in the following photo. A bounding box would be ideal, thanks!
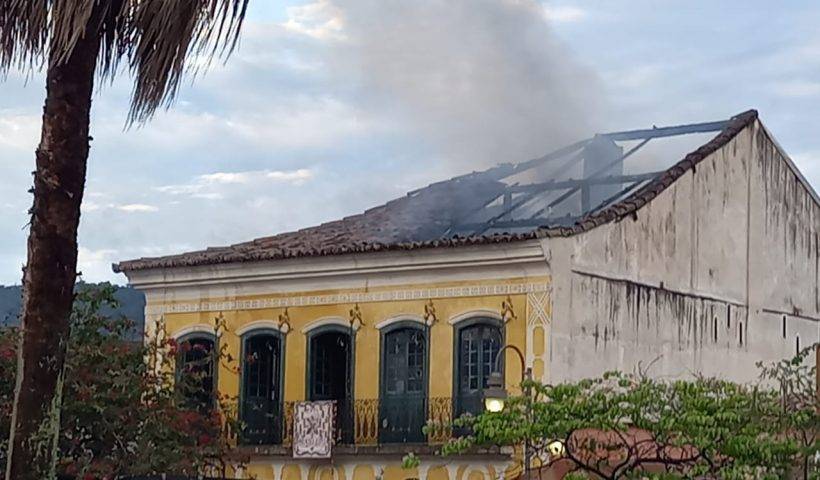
[146,282,550,316]
[301,316,354,334]
[375,314,426,330]
[235,319,286,337]
[525,288,552,383]
[126,240,546,292]
[448,309,503,325]
[527,290,551,328]
[501,295,517,323]
[171,323,216,340]
[256,459,506,480]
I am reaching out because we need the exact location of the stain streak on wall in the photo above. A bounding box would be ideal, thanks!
[549,120,819,383]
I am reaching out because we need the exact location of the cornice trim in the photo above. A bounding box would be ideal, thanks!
[235,320,284,337]
[146,282,550,316]
[301,316,354,334]
[126,241,546,291]
[375,314,425,330]
[172,323,216,340]
[448,309,503,325]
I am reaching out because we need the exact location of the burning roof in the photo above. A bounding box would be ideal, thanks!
[113,110,758,273]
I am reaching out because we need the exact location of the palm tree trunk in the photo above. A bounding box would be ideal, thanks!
[5,28,101,480]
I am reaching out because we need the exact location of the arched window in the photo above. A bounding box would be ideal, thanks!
[175,333,216,412]
[454,318,503,418]
[241,330,284,445]
[307,325,354,443]
[380,322,427,443]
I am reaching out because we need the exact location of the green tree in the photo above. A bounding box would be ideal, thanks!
[0,284,245,478]
[757,345,819,479]
[0,2,249,478]
[435,352,818,479]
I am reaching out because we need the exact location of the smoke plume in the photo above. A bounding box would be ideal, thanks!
[290,0,606,170]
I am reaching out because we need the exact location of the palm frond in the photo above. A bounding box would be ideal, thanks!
[0,0,249,123]
[0,0,49,71]
[126,0,249,123]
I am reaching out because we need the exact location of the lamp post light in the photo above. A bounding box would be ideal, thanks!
[483,371,507,413]
[484,344,533,478]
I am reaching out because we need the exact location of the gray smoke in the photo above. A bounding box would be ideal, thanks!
[319,0,606,170]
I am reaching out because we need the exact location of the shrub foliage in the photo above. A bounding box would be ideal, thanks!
[0,284,244,478]
[433,349,818,479]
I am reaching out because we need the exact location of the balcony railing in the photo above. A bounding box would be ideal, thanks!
[277,397,454,448]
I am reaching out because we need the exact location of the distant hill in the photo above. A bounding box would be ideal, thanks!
[0,286,22,327]
[0,283,145,336]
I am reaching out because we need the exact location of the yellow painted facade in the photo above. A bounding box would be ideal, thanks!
[153,275,552,480]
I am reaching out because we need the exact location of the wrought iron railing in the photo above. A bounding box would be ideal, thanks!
[353,398,380,444]
[270,397,454,447]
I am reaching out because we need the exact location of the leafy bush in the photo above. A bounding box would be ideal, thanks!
[0,284,245,479]
[435,349,818,479]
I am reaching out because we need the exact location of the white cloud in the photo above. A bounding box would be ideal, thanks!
[115,97,374,153]
[790,151,820,187]
[604,64,666,90]
[773,80,820,98]
[197,169,313,185]
[191,192,225,200]
[0,112,39,151]
[542,4,587,23]
[82,202,159,213]
[156,168,316,197]
[223,98,373,149]
[265,169,314,185]
[117,204,159,213]
[82,201,103,212]
[199,172,252,184]
[282,0,346,40]
[77,247,119,281]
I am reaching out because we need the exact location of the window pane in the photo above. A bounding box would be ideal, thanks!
[178,337,215,410]
[457,323,503,395]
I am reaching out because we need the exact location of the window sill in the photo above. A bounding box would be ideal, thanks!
[237,444,511,459]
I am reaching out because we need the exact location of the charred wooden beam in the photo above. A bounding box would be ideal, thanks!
[527,138,652,219]
[602,119,728,141]
[458,215,581,231]
[493,139,589,180]
[433,117,729,193]
[472,190,544,235]
[586,178,649,214]
[508,172,661,193]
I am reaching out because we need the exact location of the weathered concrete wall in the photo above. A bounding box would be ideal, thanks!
[546,120,819,384]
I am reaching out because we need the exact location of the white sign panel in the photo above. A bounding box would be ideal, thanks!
[292,400,335,458]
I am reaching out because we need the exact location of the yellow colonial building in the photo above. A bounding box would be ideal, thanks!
[118,240,552,480]
[116,110,820,480]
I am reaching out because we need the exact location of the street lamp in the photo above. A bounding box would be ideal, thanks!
[484,344,533,477]
[483,371,507,412]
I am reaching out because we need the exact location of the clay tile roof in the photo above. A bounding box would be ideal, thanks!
[113,109,758,273]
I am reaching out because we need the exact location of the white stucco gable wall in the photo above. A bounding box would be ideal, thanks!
[544,119,819,384]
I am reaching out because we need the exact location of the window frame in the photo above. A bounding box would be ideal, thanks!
[239,327,286,445]
[451,316,505,417]
[378,320,430,443]
[304,323,355,401]
[379,321,430,398]
[175,331,218,410]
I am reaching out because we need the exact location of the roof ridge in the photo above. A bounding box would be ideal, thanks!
[539,109,759,237]
[113,110,759,273]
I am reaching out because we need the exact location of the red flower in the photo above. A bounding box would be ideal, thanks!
[0,349,14,361]
[198,434,211,445]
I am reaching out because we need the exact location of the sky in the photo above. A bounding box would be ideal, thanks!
[0,0,819,285]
